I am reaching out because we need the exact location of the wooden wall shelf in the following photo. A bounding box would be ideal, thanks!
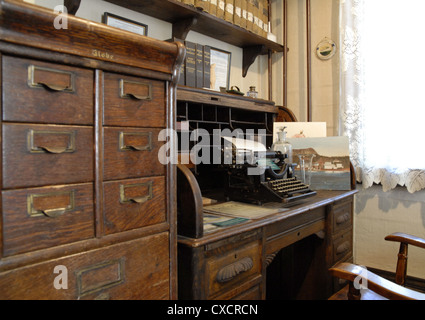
[103,0,284,77]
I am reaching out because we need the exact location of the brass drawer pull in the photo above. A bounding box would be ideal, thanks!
[120,79,152,100]
[27,130,76,154]
[28,65,75,92]
[41,207,67,218]
[37,146,68,154]
[119,132,152,151]
[216,257,253,283]
[120,181,153,204]
[27,190,75,218]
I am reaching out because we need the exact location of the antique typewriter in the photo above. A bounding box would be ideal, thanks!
[219,137,317,206]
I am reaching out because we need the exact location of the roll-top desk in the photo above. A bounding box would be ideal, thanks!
[175,89,357,300]
[0,0,184,299]
[178,169,357,300]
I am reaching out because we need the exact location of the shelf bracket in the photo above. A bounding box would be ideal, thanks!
[64,0,81,15]
[242,45,265,78]
[172,16,198,40]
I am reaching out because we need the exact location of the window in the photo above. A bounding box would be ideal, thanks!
[340,0,425,193]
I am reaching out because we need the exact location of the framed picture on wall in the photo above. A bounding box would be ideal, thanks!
[103,12,148,36]
[210,47,231,91]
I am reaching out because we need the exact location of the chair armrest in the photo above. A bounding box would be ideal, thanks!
[329,262,425,300]
[385,233,425,250]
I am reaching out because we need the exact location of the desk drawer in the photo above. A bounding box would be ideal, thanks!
[103,127,165,181]
[103,72,165,127]
[0,232,170,300]
[331,198,353,235]
[206,240,261,298]
[2,183,94,256]
[332,230,353,264]
[103,176,166,235]
[2,123,93,189]
[2,55,93,125]
[265,207,325,240]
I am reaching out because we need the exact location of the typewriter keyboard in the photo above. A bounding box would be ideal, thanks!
[267,177,310,195]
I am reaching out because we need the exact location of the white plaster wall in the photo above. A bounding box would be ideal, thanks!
[286,0,339,136]
[355,186,425,279]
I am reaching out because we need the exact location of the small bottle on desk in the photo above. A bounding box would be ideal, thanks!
[247,86,258,98]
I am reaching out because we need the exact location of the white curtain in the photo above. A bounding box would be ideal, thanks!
[339,0,425,193]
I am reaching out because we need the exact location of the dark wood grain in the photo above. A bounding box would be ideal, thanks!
[103,72,166,128]
[103,176,166,235]
[177,164,204,238]
[103,127,165,181]
[0,0,183,299]
[2,123,94,189]
[0,233,170,300]
[0,0,180,74]
[177,190,357,299]
[2,55,94,125]
[2,183,94,256]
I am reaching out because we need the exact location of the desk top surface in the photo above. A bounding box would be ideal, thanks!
[178,189,358,247]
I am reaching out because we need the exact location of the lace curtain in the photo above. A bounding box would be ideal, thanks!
[339,0,425,193]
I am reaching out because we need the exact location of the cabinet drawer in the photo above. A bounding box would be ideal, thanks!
[2,183,94,256]
[331,199,353,235]
[206,240,261,298]
[332,230,353,264]
[103,127,165,181]
[231,283,262,300]
[2,55,94,125]
[103,176,166,235]
[0,232,171,300]
[2,123,93,189]
[103,72,165,127]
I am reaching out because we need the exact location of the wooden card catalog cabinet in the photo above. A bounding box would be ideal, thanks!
[0,0,184,299]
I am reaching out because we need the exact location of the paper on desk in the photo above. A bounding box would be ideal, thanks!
[203,213,249,234]
[203,201,287,219]
[222,136,267,152]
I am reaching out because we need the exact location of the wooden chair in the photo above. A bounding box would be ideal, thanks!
[329,233,425,300]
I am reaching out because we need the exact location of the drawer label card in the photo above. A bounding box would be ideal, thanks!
[76,259,125,298]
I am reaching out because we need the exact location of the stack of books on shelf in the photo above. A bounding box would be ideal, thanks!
[176,0,269,39]
[175,39,211,89]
